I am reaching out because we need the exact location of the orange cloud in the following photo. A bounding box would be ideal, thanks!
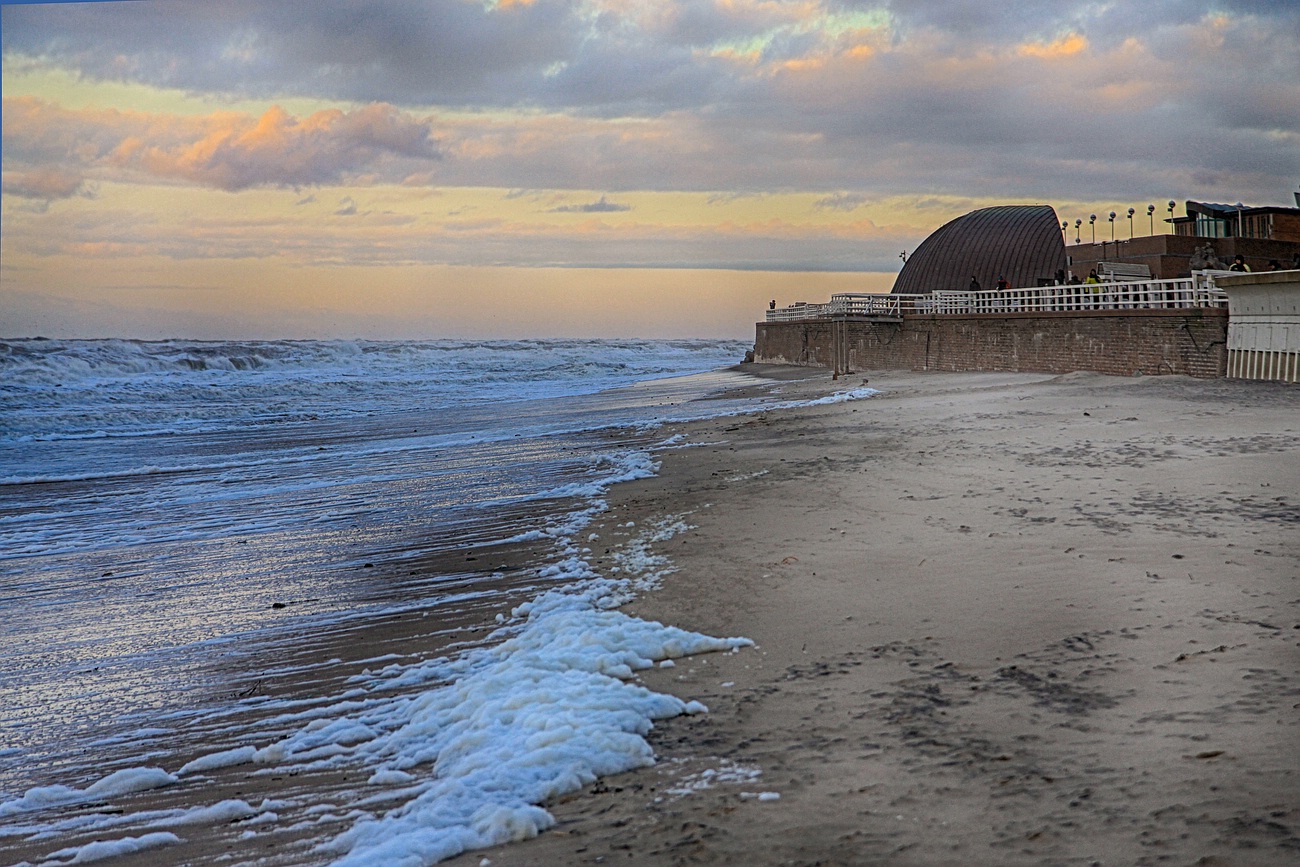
[1,166,89,200]
[3,97,439,192]
[1018,32,1089,59]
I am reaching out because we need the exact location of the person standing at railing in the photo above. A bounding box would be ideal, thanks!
[969,276,981,292]
[1085,269,1102,309]
[1228,255,1251,272]
[996,275,1009,292]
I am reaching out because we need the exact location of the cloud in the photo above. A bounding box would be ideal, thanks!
[2,98,439,192]
[707,191,766,205]
[3,2,1299,209]
[1,167,90,200]
[1,0,584,107]
[1,177,920,273]
[814,192,869,212]
[548,194,631,213]
[124,103,439,190]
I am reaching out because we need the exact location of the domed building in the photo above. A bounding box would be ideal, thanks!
[892,205,1067,294]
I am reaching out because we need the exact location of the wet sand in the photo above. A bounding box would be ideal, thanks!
[455,368,1300,866]
[6,368,1297,866]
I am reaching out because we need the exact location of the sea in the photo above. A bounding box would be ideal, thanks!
[0,337,871,864]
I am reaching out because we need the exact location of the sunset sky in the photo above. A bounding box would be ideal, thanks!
[3,0,1298,339]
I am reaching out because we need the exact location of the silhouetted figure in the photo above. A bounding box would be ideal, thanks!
[969,276,981,292]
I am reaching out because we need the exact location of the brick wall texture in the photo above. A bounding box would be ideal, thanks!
[754,309,1228,378]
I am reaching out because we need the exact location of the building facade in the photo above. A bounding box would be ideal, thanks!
[1066,200,1300,280]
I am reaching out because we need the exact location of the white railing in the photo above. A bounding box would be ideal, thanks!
[765,301,834,321]
[765,276,1227,321]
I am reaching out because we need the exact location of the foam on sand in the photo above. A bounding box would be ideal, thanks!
[33,830,182,864]
[298,580,751,864]
[203,505,746,865]
[0,768,177,819]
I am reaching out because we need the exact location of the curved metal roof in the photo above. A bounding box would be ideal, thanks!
[892,205,1067,294]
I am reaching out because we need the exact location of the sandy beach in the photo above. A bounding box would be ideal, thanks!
[450,368,1299,866]
[5,367,1296,866]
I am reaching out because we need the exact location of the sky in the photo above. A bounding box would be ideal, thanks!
[2,0,1298,340]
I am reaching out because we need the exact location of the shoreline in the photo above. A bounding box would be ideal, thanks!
[0,364,794,866]
[5,367,1296,866]
[456,368,1299,865]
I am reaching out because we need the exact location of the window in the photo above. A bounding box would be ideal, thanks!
[1242,213,1272,239]
[1194,214,1227,238]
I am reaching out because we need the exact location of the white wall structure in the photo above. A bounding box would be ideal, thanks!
[1218,270,1300,383]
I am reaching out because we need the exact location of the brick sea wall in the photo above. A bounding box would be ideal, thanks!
[753,309,1229,378]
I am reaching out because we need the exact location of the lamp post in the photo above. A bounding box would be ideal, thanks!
[1147,204,1155,235]
[1108,211,1116,241]
[1061,220,1069,242]
[1127,207,1135,239]
[1074,218,1082,244]
[1167,200,1175,233]
[1089,214,1096,243]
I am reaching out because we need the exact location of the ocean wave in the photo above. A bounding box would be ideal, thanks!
[0,337,747,388]
[1,337,750,441]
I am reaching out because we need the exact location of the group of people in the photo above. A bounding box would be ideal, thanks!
[1193,245,1296,273]
[967,275,1011,292]
[1227,255,1293,272]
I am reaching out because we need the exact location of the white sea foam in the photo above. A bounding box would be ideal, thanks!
[34,830,182,863]
[177,746,257,776]
[153,510,749,865]
[665,760,763,798]
[312,602,750,865]
[0,796,282,845]
[740,791,782,802]
[0,768,177,818]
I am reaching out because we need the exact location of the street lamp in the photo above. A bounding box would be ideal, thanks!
[1127,207,1135,239]
[1147,204,1155,235]
[1167,200,1176,233]
[1061,220,1069,241]
[1089,213,1096,243]
[1074,218,1082,244]
[1108,211,1116,241]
